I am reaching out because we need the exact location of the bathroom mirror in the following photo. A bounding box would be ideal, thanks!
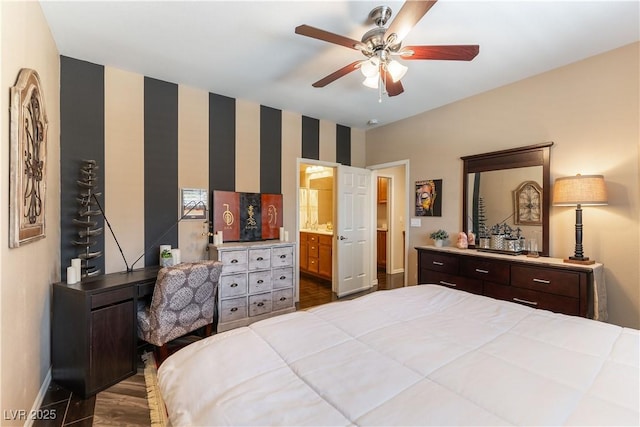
[461,142,553,256]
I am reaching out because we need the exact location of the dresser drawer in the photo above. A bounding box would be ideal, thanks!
[485,282,579,316]
[219,273,248,298]
[219,297,247,322]
[423,270,483,295]
[248,270,272,294]
[420,251,459,275]
[220,250,248,273]
[248,293,272,317]
[272,267,294,289]
[248,248,271,271]
[272,245,294,267]
[511,265,579,298]
[460,258,510,285]
[272,288,294,311]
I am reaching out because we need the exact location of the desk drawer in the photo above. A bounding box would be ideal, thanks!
[219,297,247,323]
[90,287,134,310]
[511,265,579,298]
[460,258,510,285]
[485,282,579,316]
[249,293,272,317]
[423,270,483,295]
[272,246,294,267]
[220,250,248,273]
[219,273,248,298]
[420,251,459,275]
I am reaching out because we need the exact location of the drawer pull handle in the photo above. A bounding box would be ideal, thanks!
[280,255,286,259]
[257,279,264,284]
[279,275,286,280]
[257,256,264,261]
[279,297,286,301]
[230,283,238,288]
[533,278,550,284]
[230,307,238,312]
[439,281,457,287]
[257,302,264,307]
[475,268,489,274]
[230,259,238,264]
[432,261,444,266]
[513,297,538,306]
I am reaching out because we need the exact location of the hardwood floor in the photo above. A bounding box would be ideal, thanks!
[38,270,404,425]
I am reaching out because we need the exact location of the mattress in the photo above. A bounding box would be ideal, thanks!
[158,285,639,426]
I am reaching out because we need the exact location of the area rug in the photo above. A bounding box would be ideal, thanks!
[142,352,171,427]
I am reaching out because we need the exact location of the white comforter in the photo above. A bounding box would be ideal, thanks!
[158,285,639,426]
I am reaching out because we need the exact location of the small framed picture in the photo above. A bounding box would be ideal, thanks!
[415,179,442,217]
[181,188,208,219]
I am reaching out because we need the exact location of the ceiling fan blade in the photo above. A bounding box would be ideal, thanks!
[295,25,362,50]
[384,0,438,45]
[383,70,404,97]
[312,61,362,88]
[400,45,480,61]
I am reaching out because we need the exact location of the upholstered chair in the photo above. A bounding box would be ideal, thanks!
[137,260,223,362]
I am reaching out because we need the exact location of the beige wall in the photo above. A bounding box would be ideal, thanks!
[1,1,60,422]
[366,42,640,329]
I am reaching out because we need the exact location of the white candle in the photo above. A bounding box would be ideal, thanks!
[279,227,285,241]
[66,266,77,285]
[71,258,81,281]
[171,248,181,264]
[284,231,289,242]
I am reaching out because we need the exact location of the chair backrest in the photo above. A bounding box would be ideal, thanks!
[146,260,223,346]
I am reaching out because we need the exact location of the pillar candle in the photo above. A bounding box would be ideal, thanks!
[66,266,77,285]
[171,248,181,264]
[279,227,285,241]
[71,258,81,281]
[284,231,289,242]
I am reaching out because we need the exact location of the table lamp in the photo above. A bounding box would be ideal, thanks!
[552,174,608,264]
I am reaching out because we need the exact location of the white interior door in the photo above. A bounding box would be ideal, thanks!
[335,164,372,297]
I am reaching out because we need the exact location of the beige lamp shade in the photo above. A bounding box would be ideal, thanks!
[552,174,608,206]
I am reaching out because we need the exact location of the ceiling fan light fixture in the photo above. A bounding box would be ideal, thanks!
[362,75,379,89]
[387,60,408,82]
[360,57,380,78]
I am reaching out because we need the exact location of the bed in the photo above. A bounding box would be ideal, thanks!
[157,285,639,426]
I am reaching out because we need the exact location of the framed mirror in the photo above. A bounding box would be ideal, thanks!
[461,142,553,257]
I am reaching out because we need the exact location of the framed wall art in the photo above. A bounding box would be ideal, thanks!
[10,69,48,248]
[415,179,442,217]
[513,180,543,225]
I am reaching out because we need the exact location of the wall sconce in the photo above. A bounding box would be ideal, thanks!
[552,174,608,264]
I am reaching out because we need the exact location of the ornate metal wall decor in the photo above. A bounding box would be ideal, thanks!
[9,69,48,247]
[72,160,103,277]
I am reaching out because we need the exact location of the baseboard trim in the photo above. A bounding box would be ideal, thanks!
[391,268,405,274]
[25,367,52,427]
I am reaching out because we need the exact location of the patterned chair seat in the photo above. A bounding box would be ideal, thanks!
[137,260,222,360]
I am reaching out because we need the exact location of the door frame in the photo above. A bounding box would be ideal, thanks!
[367,159,410,287]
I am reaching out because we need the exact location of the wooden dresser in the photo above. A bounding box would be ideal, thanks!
[209,241,296,332]
[416,246,606,319]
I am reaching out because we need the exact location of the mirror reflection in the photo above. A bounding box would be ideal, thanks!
[467,166,543,253]
[299,165,334,232]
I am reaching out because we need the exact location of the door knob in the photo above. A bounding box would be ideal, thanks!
[339,235,347,240]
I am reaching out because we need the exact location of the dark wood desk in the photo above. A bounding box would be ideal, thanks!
[52,267,159,397]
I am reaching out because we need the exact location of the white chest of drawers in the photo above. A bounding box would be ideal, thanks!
[209,241,296,332]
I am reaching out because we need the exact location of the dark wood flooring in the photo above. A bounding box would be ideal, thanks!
[38,269,404,425]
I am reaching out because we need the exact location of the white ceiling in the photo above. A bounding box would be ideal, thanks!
[40,0,639,129]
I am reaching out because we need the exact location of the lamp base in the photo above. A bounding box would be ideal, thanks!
[563,257,596,265]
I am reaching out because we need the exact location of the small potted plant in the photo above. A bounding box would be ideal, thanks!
[429,229,449,247]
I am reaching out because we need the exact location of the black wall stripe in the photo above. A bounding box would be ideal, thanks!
[60,56,105,279]
[301,116,319,160]
[336,124,351,166]
[143,77,179,267]
[260,106,282,194]
[209,93,236,192]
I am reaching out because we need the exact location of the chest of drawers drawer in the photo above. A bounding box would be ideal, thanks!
[484,282,580,316]
[219,273,248,298]
[272,246,294,267]
[248,270,272,294]
[272,267,294,289]
[420,251,459,275]
[460,258,510,285]
[249,293,272,317]
[248,248,271,270]
[220,249,248,273]
[423,270,483,295]
[511,265,579,298]
[220,297,248,322]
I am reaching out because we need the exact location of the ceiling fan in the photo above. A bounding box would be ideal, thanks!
[295,0,479,99]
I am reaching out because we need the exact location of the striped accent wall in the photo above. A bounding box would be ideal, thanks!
[60,57,365,277]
